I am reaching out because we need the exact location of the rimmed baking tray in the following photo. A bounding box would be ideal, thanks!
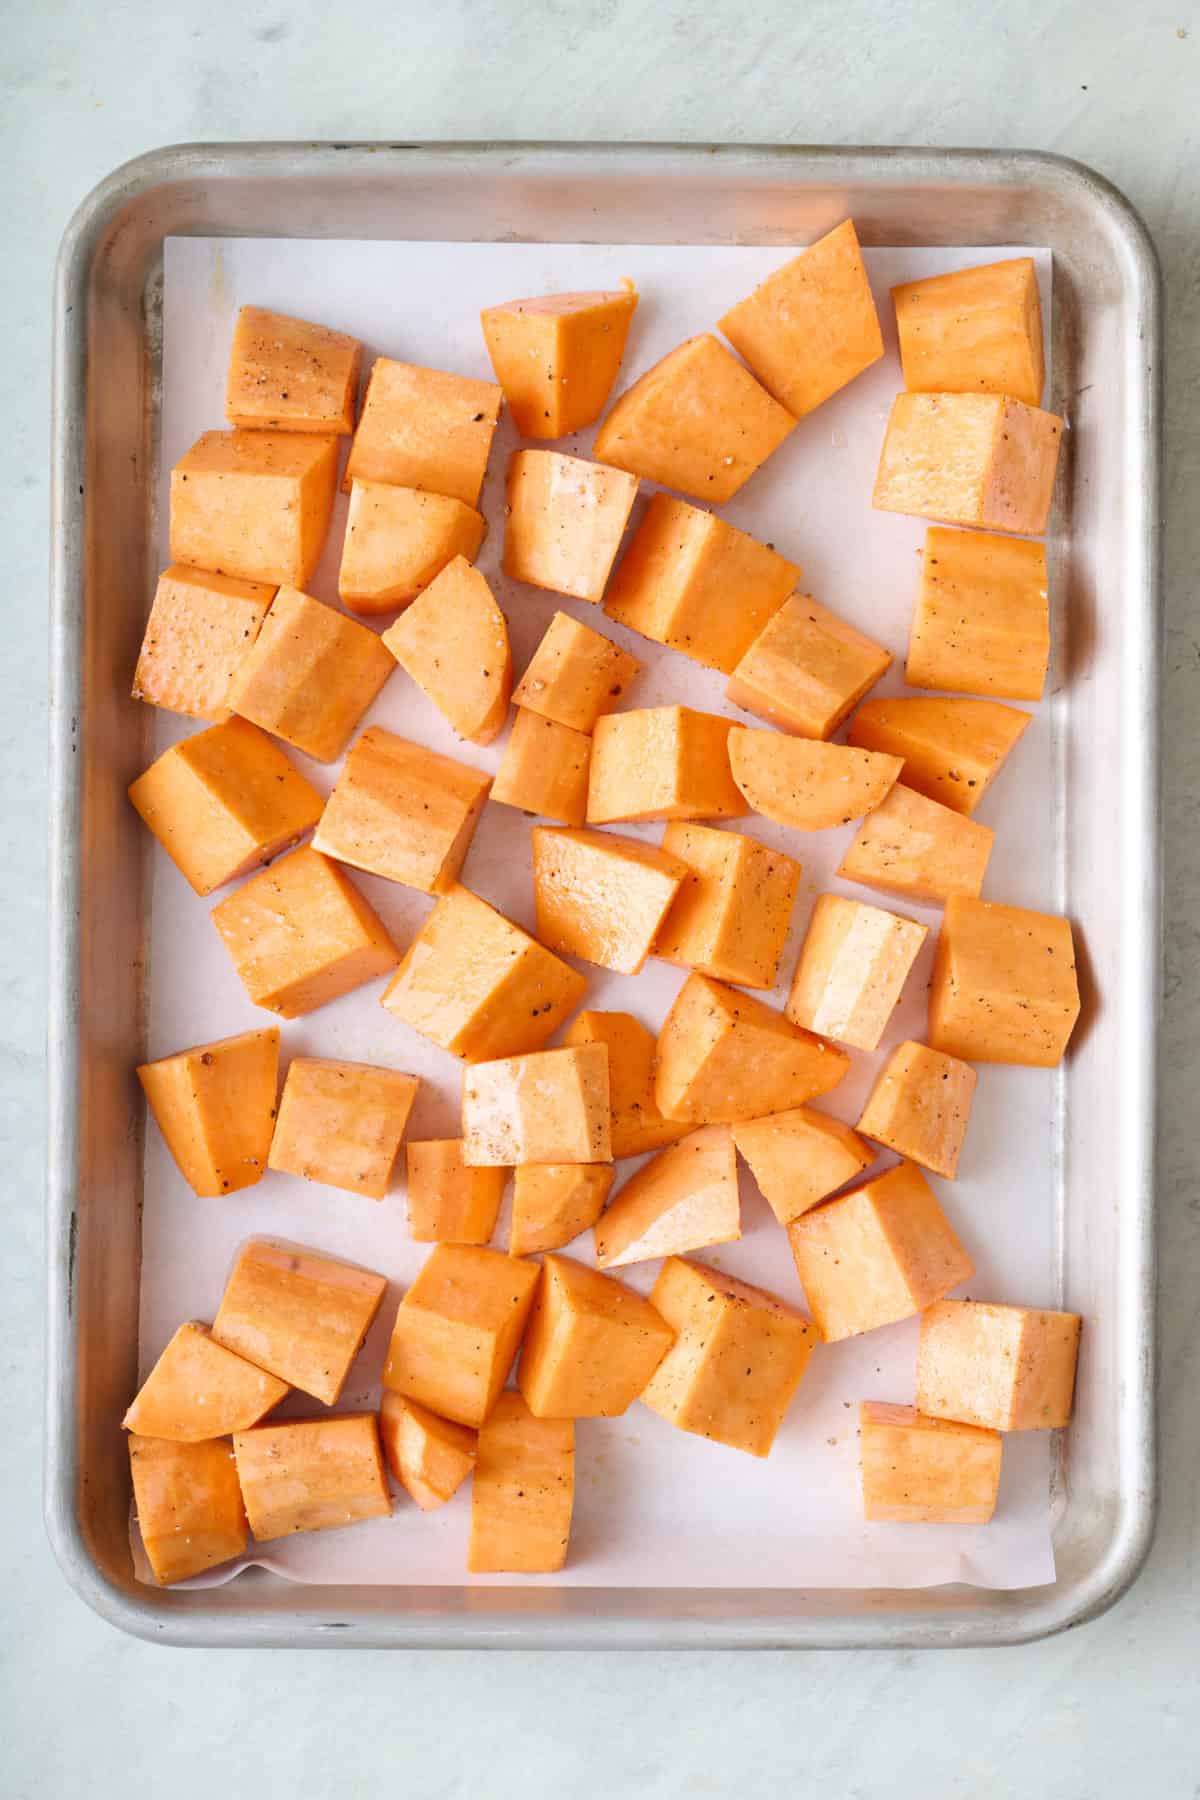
[47,142,1162,1648]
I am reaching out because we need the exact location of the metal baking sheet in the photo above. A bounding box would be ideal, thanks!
[47,143,1161,1648]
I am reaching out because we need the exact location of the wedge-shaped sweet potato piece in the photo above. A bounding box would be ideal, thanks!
[491,709,592,826]
[916,1298,1082,1431]
[128,1434,247,1586]
[562,1010,690,1161]
[379,1392,476,1511]
[382,556,511,745]
[727,592,891,739]
[531,825,688,976]
[462,1045,611,1166]
[338,481,486,616]
[170,429,338,589]
[588,706,745,824]
[593,1124,739,1270]
[405,1139,507,1245]
[906,527,1050,702]
[891,256,1044,407]
[519,1254,674,1417]
[123,1321,289,1441]
[848,694,1031,816]
[481,287,638,437]
[504,450,638,604]
[595,334,796,503]
[267,1057,420,1199]
[654,821,800,990]
[212,1238,388,1406]
[928,895,1081,1066]
[857,1040,977,1180]
[138,1027,279,1197]
[468,1391,575,1572]
[859,1401,1002,1524]
[512,610,641,733]
[225,305,362,434]
[838,782,994,904]
[786,894,928,1053]
[656,973,848,1124]
[345,358,501,504]
[382,1243,540,1428]
[233,1414,391,1540]
[728,727,902,831]
[873,393,1063,537]
[132,565,275,723]
[641,1258,818,1457]
[509,1163,614,1257]
[731,1106,873,1226]
[382,883,586,1061]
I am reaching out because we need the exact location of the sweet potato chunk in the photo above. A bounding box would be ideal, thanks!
[123,1322,289,1441]
[509,1163,614,1257]
[728,727,902,831]
[137,1027,279,1197]
[892,257,1044,407]
[378,1392,476,1511]
[719,219,884,417]
[727,592,891,739]
[129,716,324,896]
[588,706,745,824]
[211,846,399,1017]
[562,1010,690,1160]
[128,1435,247,1586]
[225,305,362,434]
[170,429,338,588]
[481,287,638,437]
[512,610,641,733]
[857,1041,977,1179]
[848,694,1031,816]
[906,527,1050,701]
[653,822,800,990]
[491,709,592,826]
[382,556,511,744]
[519,1254,674,1418]
[641,1257,817,1457]
[859,1401,1002,1523]
[212,1238,388,1406]
[468,1391,574,1573]
[233,1415,391,1540]
[462,1045,611,1166]
[873,392,1063,537]
[731,1106,873,1226]
[787,1161,973,1342]
[503,450,638,603]
[928,895,1081,1066]
[531,825,688,975]
[593,1125,740,1270]
[786,894,927,1053]
[314,726,490,896]
[382,1243,539,1428]
[405,1139,507,1245]
[267,1057,420,1199]
[839,783,994,905]
[381,883,586,1061]
[594,333,796,503]
[604,493,799,674]
[227,584,395,762]
[916,1298,1082,1431]
[338,481,486,616]
[656,972,849,1123]
[132,565,274,722]
[345,357,501,505]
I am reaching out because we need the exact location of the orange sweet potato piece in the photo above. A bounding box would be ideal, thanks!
[481,288,638,437]
[378,1392,476,1510]
[345,358,501,505]
[593,1124,740,1270]
[786,894,928,1053]
[170,429,338,588]
[656,972,849,1123]
[512,610,641,733]
[225,305,362,434]
[132,565,275,722]
[587,706,746,824]
[128,1434,247,1585]
[856,1040,977,1179]
[838,783,994,904]
[859,1401,1002,1523]
[468,1391,575,1572]
[338,481,486,616]
[212,1238,388,1406]
[873,392,1063,537]
[267,1057,420,1199]
[382,1243,540,1428]
[509,1163,614,1257]
[654,822,800,990]
[718,219,884,417]
[731,1106,873,1226]
[405,1139,508,1246]
[727,593,891,739]
[123,1321,289,1441]
[906,527,1050,701]
[382,556,511,744]
[491,708,592,826]
[594,333,796,503]
[928,895,1081,1066]
[233,1414,391,1539]
[728,727,902,831]
[504,450,638,603]
[916,1298,1082,1431]
[137,1027,279,1197]
[518,1254,674,1417]
[462,1045,611,1166]
[892,257,1044,407]
[531,825,689,975]
[848,694,1032,816]
[561,1010,690,1161]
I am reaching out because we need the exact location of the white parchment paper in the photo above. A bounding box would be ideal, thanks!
[138,236,1059,1590]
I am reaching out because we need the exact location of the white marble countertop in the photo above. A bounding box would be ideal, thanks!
[4,3,1197,1794]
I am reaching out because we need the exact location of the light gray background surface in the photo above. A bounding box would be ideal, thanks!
[3,3,1197,1795]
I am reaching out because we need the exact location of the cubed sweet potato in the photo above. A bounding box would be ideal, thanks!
[480,287,638,437]
[225,305,362,434]
[892,257,1044,407]
[382,556,511,745]
[382,1243,540,1428]
[587,706,745,824]
[132,565,275,722]
[838,783,994,905]
[338,481,486,615]
[462,1045,611,1166]
[233,1414,391,1539]
[916,1298,1082,1431]
[653,822,800,990]
[728,727,902,831]
[503,450,638,604]
[848,694,1031,816]
[656,972,848,1124]
[856,1040,977,1179]
[170,429,338,588]
[490,709,592,826]
[786,894,928,1053]
[859,1400,1002,1523]
[378,1392,476,1511]
[727,593,891,739]
[873,393,1062,537]
[123,1322,289,1441]
[267,1057,420,1199]
[906,527,1050,701]
[593,1124,740,1269]
[137,1027,279,1197]
[509,1163,614,1257]
[731,1106,873,1226]
[405,1139,508,1246]
[345,358,501,505]
[212,1238,388,1406]
[928,895,1081,1066]
[519,1254,674,1418]
[561,1010,690,1160]
[531,825,689,975]
[128,1434,247,1586]
[468,1391,574,1573]
[512,610,641,733]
